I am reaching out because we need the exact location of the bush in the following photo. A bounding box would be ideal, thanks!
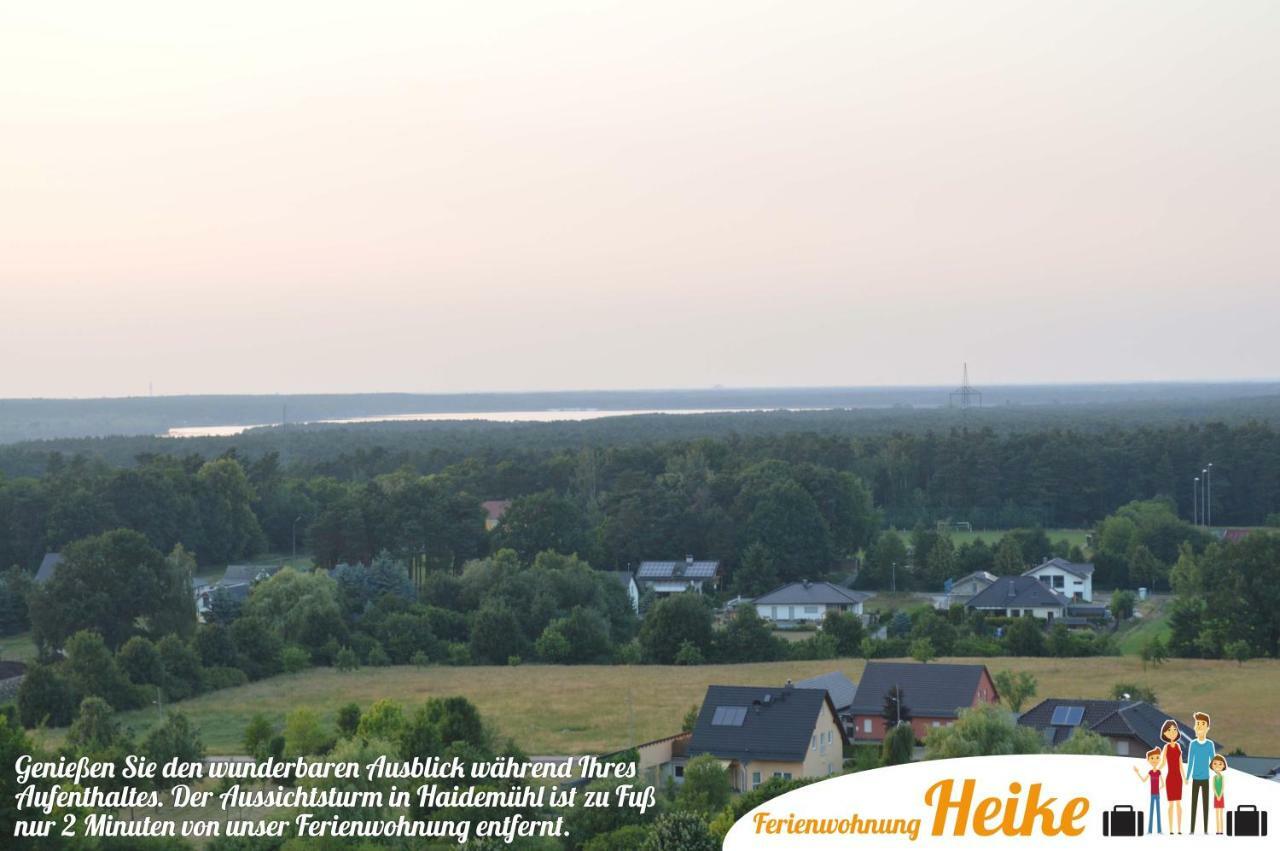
[410,651,431,667]
[281,646,310,674]
[201,666,249,691]
[366,643,391,667]
[673,640,704,665]
[336,702,361,737]
[334,646,359,672]
[17,662,75,727]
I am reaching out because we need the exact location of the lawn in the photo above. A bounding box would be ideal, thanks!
[42,656,1278,757]
[1116,595,1173,655]
[0,632,37,664]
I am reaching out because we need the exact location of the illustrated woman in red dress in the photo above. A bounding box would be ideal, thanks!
[1158,720,1184,834]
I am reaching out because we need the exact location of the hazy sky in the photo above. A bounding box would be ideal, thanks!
[2,1,1278,397]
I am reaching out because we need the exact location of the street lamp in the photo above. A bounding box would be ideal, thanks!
[1193,477,1200,526]
[1206,462,1213,529]
[1201,469,1209,528]
[291,515,304,560]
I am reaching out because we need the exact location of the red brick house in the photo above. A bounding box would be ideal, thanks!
[849,662,999,742]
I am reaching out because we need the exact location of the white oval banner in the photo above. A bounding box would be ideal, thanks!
[725,755,1278,849]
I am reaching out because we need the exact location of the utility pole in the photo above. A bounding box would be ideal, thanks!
[1206,462,1213,529]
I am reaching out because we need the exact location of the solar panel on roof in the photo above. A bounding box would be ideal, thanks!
[1050,705,1085,726]
[711,706,747,726]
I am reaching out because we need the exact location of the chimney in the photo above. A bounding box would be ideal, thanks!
[686,555,694,566]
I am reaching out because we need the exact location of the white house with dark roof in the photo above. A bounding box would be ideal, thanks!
[752,581,872,627]
[965,575,1070,621]
[635,556,720,596]
[1023,557,1094,602]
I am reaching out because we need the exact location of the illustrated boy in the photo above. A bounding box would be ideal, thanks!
[1133,747,1165,834]
[1211,755,1228,835]
[1184,711,1216,835]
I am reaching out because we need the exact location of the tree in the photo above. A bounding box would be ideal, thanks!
[993,670,1037,713]
[882,721,915,766]
[0,566,32,636]
[674,640,704,665]
[1128,545,1166,590]
[925,537,956,588]
[336,702,362,737]
[677,755,732,817]
[196,458,266,565]
[993,537,1025,575]
[1055,729,1113,755]
[117,636,164,687]
[16,662,74,727]
[243,714,274,759]
[243,568,347,653]
[681,704,700,733]
[822,610,865,656]
[284,707,330,757]
[1109,590,1136,622]
[67,696,125,753]
[64,629,140,710]
[469,600,526,664]
[910,638,936,664]
[739,479,834,582]
[1225,640,1252,666]
[716,607,785,663]
[142,711,205,789]
[1110,682,1157,703]
[1004,616,1046,656]
[639,593,713,664]
[492,490,588,562]
[641,811,718,851]
[924,706,1042,759]
[882,686,911,728]
[862,531,907,589]
[29,529,194,651]
[357,699,406,741]
[1141,636,1168,669]
[733,542,779,596]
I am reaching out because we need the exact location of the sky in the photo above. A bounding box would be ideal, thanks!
[2,1,1278,398]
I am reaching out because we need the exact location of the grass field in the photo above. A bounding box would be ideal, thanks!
[0,632,37,664]
[942,528,1093,550]
[41,656,1278,758]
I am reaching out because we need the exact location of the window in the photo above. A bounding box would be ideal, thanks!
[712,706,748,726]
[863,719,872,733]
[1010,609,1021,617]
[752,771,761,789]
[675,765,684,778]
[773,772,793,780]
[1115,740,1129,756]
[804,606,819,614]
[811,735,816,750]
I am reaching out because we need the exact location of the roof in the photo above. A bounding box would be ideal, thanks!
[221,564,282,584]
[35,552,63,584]
[201,581,252,603]
[1024,558,1095,580]
[1018,698,1203,750]
[481,500,511,522]
[966,576,1071,610]
[636,560,720,580]
[951,571,997,587]
[689,684,846,763]
[1221,529,1253,544]
[752,581,871,607]
[1223,756,1280,779]
[849,662,994,719]
[794,672,859,712]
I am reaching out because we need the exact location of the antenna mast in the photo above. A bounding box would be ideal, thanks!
[949,363,982,409]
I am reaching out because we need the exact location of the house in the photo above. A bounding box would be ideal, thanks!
[1220,528,1255,544]
[752,581,872,627]
[848,662,999,742]
[1018,699,1208,757]
[965,575,1070,621]
[195,581,252,620]
[481,499,511,531]
[602,570,641,613]
[688,683,848,791]
[600,732,691,788]
[635,556,721,596]
[34,552,63,585]
[221,564,283,585]
[1022,557,1094,602]
[937,570,997,608]
[795,671,859,736]
[1223,756,1280,781]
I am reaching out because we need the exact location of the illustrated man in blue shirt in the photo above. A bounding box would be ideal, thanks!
[1185,711,1216,834]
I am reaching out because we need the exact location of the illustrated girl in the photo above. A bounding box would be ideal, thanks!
[1157,719,1184,834]
[1211,755,1228,835]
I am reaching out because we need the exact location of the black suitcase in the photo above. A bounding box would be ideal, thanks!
[1227,805,1268,837]
[1103,805,1144,837]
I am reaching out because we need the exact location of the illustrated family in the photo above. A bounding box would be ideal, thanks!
[1132,712,1227,835]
